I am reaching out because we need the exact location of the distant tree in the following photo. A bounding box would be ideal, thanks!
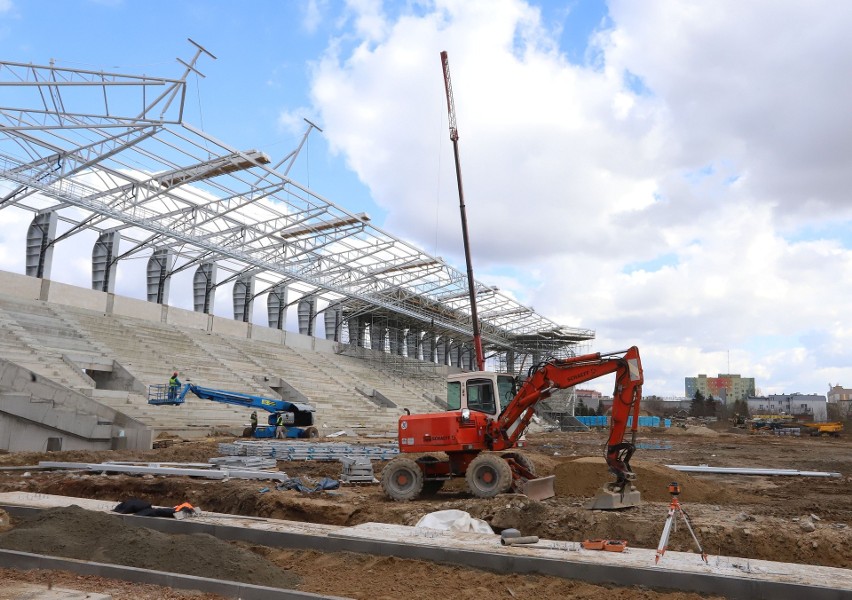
[827,402,841,422]
[704,394,719,417]
[731,399,749,419]
[705,394,717,417]
[690,390,706,417]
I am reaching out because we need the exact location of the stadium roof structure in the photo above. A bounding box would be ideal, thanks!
[0,41,594,369]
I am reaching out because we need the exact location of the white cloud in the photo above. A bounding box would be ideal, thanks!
[302,0,327,34]
[306,0,852,396]
[278,107,319,137]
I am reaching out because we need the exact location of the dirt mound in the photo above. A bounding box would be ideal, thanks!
[0,506,298,588]
[666,426,720,437]
[554,457,748,503]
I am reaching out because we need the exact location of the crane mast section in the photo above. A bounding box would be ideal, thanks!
[440,51,458,141]
[439,50,485,370]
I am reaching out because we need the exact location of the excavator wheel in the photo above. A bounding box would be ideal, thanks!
[381,457,424,501]
[416,455,445,495]
[303,426,319,439]
[466,453,513,498]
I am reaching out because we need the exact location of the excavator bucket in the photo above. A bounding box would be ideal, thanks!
[583,482,641,510]
[520,475,556,501]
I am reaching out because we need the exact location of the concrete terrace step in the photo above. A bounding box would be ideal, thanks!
[0,290,446,435]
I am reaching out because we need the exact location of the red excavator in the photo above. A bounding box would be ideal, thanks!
[381,346,644,509]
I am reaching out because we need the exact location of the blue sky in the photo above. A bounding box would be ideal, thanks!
[3,0,852,398]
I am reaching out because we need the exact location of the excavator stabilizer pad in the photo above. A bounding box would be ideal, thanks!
[583,487,641,510]
[521,475,556,501]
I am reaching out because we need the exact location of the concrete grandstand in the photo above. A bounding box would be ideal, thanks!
[0,269,451,451]
[0,44,594,451]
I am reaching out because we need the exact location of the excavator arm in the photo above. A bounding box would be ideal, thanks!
[488,346,643,486]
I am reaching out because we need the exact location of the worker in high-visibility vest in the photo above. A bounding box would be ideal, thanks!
[250,411,258,436]
[275,412,285,439]
[168,372,181,401]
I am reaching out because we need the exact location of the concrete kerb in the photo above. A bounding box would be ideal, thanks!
[2,502,849,600]
[0,548,345,600]
[322,537,837,600]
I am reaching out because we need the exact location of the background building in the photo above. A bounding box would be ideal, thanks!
[685,374,756,404]
[746,393,828,422]
[827,384,852,420]
[576,388,602,411]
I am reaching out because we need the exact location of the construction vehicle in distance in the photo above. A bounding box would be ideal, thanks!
[800,422,843,437]
[148,383,318,439]
[381,346,644,510]
[747,415,794,433]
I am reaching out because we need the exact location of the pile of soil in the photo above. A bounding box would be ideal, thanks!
[0,506,298,589]
[554,457,751,503]
[667,426,720,437]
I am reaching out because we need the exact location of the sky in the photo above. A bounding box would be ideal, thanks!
[2,0,852,398]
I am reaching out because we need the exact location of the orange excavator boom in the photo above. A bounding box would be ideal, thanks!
[488,346,643,486]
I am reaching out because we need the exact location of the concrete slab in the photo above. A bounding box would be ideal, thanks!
[3,582,112,599]
[1,492,850,600]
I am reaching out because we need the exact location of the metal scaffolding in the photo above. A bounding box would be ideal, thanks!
[0,42,594,376]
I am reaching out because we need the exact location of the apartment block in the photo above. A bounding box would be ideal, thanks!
[685,373,756,404]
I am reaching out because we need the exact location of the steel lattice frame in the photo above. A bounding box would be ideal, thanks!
[0,43,594,371]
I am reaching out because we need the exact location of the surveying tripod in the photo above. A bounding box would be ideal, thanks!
[655,482,708,564]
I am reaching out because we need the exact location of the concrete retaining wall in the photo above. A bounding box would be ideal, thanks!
[0,358,152,451]
[112,294,162,322]
[0,270,41,300]
[165,305,210,330]
[210,315,249,338]
[44,280,108,312]
[285,331,314,350]
[251,325,285,345]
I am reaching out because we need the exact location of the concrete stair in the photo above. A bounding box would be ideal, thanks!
[1,392,112,441]
[0,290,455,438]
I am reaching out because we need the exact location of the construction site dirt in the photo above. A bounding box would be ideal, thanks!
[0,425,849,600]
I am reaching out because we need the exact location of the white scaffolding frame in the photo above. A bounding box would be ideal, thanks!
[0,42,594,372]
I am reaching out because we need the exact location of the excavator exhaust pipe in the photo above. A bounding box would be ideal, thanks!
[583,482,642,510]
[520,475,556,501]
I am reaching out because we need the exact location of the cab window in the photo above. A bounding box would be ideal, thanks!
[497,375,517,411]
[466,379,496,414]
[447,381,461,410]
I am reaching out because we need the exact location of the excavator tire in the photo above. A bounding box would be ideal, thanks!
[304,426,319,439]
[381,457,424,501]
[466,453,513,498]
[416,456,445,495]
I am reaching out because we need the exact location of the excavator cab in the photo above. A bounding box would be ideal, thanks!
[446,373,529,446]
[446,372,519,420]
[447,372,500,419]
